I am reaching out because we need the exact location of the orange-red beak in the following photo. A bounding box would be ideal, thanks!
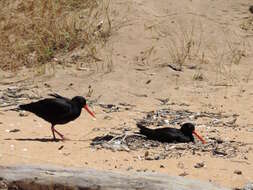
[84,105,96,118]
[193,131,206,144]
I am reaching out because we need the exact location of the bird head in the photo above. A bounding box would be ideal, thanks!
[72,96,96,118]
[181,123,205,144]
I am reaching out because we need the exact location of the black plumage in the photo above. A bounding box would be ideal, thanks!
[19,93,95,140]
[137,123,205,144]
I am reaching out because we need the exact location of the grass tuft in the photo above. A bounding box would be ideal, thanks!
[0,0,111,71]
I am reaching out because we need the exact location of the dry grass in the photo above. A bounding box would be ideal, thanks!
[164,22,205,68]
[152,19,250,83]
[207,30,249,84]
[0,0,111,71]
[240,16,253,33]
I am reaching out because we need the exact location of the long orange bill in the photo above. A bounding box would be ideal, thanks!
[193,131,206,144]
[84,105,96,118]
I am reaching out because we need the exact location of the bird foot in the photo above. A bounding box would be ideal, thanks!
[52,138,60,142]
[52,137,69,142]
[52,128,69,141]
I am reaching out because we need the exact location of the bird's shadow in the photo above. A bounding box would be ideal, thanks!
[5,138,60,142]
[4,138,91,142]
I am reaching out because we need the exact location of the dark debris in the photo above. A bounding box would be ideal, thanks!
[98,103,136,113]
[136,108,239,128]
[0,86,41,109]
[91,131,246,159]
[91,107,245,160]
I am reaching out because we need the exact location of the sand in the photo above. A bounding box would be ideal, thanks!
[0,0,253,189]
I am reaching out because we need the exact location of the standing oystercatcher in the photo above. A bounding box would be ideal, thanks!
[19,93,95,141]
[137,122,206,144]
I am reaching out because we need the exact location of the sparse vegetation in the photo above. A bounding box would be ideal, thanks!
[193,72,204,81]
[240,16,253,32]
[0,0,111,71]
[207,30,249,84]
[163,23,205,68]
[150,19,250,85]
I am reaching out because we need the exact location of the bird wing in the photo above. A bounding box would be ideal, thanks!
[48,93,70,101]
[23,98,72,123]
[156,128,192,143]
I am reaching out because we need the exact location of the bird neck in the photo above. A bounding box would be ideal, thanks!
[190,135,194,142]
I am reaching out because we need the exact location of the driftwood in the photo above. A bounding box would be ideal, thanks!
[0,165,230,190]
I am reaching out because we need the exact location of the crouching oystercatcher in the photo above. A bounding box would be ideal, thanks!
[137,122,206,144]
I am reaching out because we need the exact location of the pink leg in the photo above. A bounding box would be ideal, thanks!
[53,128,65,140]
[52,127,68,141]
[51,125,56,140]
[51,125,68,141]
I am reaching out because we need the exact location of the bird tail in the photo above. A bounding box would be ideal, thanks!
[4,107,21,112]
[19,103,33,112]
[48,93,64,99]
[137,123,154,136]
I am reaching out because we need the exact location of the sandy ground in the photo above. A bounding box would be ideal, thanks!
[1,0,253,189]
